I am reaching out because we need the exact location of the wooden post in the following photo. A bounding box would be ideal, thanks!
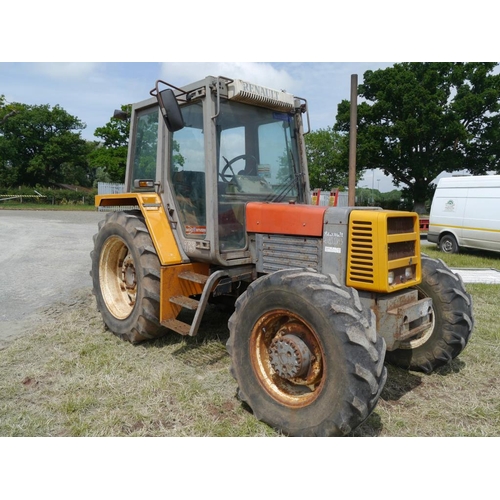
[348,74,358,206]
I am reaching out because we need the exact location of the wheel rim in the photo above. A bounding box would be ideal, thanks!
[441,238,453,253]
[250,309,325,408]
[99,235,137,319]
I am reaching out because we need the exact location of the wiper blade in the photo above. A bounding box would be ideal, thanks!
[268,173,304,203]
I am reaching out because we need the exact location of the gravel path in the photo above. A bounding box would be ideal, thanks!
[0,210,103,348]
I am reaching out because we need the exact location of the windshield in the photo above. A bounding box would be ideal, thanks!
[217,100,303,200]
[217,100,303,251]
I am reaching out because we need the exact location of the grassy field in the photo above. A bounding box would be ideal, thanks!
[1,246,499,437]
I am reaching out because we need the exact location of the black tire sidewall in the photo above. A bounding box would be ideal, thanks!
[229,271,383,436]
[385,256,472,371]
[440,234,458,253]
[92,214,148,336]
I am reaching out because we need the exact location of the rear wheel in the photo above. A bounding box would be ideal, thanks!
[385,256,473,373]
[227,270,387,436]
[439,234,459,254]
[91,211,163,343]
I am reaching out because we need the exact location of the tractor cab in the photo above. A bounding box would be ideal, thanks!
[126,76,311,267]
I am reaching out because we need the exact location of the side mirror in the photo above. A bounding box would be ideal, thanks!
[158,89,184,132]
[113,109,130,121]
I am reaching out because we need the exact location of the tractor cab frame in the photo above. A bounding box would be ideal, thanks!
[126,76,310,267]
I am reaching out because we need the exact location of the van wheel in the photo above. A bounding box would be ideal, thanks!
[439,234,459,253]
[385,256,473,373]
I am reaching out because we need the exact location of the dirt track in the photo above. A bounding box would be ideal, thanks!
[0,210,103,348]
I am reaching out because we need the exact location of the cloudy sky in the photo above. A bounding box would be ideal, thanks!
[2,4,493,192]
[1,62,393,142]
[2,61,403,190]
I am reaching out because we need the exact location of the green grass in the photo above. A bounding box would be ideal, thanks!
[422,242,500,268]
[0,292,275,437]
[1,272,499,437]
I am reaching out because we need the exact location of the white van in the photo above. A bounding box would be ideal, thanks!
[428,175,500,254]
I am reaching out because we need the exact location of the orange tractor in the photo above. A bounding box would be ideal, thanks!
[91,76,473,436]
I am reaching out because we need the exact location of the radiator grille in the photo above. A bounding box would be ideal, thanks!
[347,210,421,293]
[257,234,321,273]
[388,240,416,260]
[349,219,375,283]
[387,217,414,234]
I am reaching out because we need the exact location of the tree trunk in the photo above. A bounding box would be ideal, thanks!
[412,200,427,214]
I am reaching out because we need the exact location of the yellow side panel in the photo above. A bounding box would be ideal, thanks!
[95,193,182,266]
[160,262,210,323]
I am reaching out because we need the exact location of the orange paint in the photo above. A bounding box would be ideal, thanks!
[246,202,327,237]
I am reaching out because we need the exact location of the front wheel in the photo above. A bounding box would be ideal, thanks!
[90,211,163,343]
[226,270,387,436]
[385,256,473,373]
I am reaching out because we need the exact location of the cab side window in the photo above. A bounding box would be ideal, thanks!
[170,102,206,236]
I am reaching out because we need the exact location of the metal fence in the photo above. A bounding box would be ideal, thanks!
[97,183,128,211]
[97,182,126,195]
[0,190,47,203]
[315,190,348,207]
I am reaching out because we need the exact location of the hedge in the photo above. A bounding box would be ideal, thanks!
[0,186,97,206]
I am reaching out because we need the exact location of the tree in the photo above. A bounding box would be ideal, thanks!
[0,101,89,187]
[335,63,500,212]
[0,95,19,125]
[89,104,185,184]
[304,127,352,190]
[88,105,131,183]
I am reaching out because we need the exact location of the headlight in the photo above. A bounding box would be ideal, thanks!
[405,267,413,279]
[388,271,395,285]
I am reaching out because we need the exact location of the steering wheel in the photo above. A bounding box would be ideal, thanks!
[220,154,257,182]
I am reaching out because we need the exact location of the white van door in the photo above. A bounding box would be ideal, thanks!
[428,182,466,248]
[462,185,500,252]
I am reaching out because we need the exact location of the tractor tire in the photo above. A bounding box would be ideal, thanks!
[226,269,387,437]
[385,256,473,373]
[90,211,163,343]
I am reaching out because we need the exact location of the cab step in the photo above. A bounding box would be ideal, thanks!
[161,318,191,336]
[161,269,226,337]
[177,271,208,284]
[169,295,200,310]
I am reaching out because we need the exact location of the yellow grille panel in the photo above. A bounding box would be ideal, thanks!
[349,219,375,284]
[347,210,421,293]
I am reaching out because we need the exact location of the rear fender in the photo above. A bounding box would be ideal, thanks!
[95,193,182,265]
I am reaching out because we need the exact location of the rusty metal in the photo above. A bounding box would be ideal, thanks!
[374,289,433,350]
[388,241,416,260]
[99,235,138,319]
[269,334,311,379]
[387,217,415,234]
[249,310,324,408]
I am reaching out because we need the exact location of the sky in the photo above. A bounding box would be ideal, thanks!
[2,4,496,193]
[0,61,393,142]
[1,61,403,190]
